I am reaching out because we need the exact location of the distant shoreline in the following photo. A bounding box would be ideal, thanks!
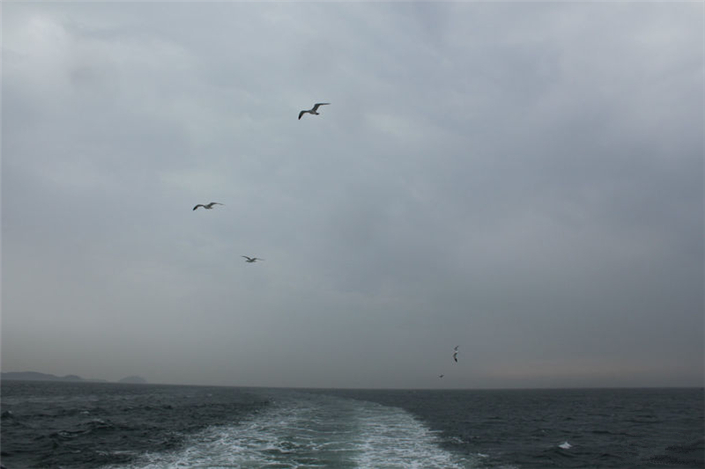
[2,373,701,391]
[1,371,147,384]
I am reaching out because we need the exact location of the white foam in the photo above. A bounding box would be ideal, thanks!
[100,393,478,468]
[558,441,572,449]
[350,400,470,468]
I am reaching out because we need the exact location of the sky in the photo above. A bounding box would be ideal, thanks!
[1,1,703,389]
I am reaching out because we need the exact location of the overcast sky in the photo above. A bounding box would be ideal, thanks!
[2,2,702,389]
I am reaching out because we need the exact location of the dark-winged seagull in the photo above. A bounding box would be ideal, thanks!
[453,345,459,363]
[298,103,330,120]
[193,202,224,211]
[242,256,264,263]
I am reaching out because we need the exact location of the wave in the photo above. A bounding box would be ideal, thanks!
[101,392,478,468]
[647,437,705,467]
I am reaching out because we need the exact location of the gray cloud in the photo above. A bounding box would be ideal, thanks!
[2,2,702,389]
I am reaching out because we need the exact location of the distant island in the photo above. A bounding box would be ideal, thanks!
[1,371,146,384]
[1,371,102,382]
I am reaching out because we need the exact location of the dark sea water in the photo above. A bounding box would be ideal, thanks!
[1,381,703,468]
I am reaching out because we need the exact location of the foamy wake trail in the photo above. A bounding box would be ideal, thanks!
[101,393,478,468]
[350,400,469,468]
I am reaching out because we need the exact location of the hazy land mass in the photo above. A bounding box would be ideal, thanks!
[1,371,146,384]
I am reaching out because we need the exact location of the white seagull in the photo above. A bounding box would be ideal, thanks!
[298,103,330,120]
[453,346,459,363]
[193,202,224,211]
[242,256,264,263]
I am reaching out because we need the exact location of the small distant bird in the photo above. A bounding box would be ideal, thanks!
[453,345,459,363]
[298,103,330,120]
[242,256,264,263]
[439,374,444,379]
[193,202,223,211]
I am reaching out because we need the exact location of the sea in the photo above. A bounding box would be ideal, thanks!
[1,381,703,469]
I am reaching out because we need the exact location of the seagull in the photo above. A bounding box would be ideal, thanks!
[193,202,224,211]
[439,374,444,378]
[242,256,264,263]
[453,345,459,363]
[298,103,330,120]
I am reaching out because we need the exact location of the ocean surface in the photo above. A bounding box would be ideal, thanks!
[1,381,703,468]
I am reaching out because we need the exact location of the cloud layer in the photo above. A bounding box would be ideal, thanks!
[2,2,702,388]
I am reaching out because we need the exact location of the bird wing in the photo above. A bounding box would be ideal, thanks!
[312,103,330,111]
[242,256,253,261]
[298,110,306,120]
[193,205,204,210]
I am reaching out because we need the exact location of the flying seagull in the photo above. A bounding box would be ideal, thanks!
[298,103,330,120]
[439,374,444,379]
[193,202,224,211]
[453,346,459,363]
[242,256,264,263]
